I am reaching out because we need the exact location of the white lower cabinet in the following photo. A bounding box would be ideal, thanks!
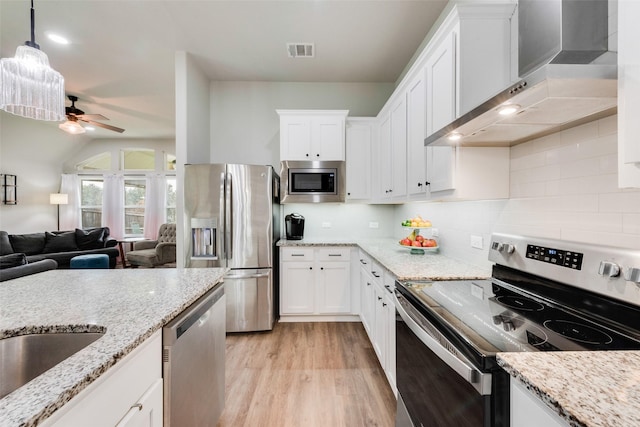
[358,250,397,395]
[280,246,353,319]
[510,378,568,427]
[41,332,162,427]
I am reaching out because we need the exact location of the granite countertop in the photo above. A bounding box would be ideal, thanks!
[498,351,640,427]
[0,267,227,427]
[278,237,491,281]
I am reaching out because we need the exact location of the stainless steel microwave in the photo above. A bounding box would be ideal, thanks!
[280,160,345,203]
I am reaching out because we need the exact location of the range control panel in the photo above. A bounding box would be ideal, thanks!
[526,245,584,270]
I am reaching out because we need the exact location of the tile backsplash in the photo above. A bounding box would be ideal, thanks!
[400,114,640,268]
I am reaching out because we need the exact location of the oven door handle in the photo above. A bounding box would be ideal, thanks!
[395,291,492,395]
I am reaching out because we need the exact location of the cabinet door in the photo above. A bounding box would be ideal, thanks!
[345,120,372,200]
[360,268,375,339]
[281,116,311,160]
[382,275,397,392]
[390,96,408,199]
[407,71,428,197]
[313,116,345,160]
[426,29,457,136]
[116,379,163,427]
[426,146,455,193]
[281,262,315,314]
[378,114,393,199]
[316,261,351,314]
[373,286,386,365]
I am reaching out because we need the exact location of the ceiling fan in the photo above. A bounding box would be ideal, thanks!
[59,95,125,134]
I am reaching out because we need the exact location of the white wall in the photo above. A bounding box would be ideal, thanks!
[0,113,92,233]
[282,203,395,240]
[210,81,394,167]
[398,114,640,269]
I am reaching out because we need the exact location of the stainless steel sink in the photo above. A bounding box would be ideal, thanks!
[0,332,105,399]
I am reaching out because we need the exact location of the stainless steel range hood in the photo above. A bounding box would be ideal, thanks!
[425,0,616,148]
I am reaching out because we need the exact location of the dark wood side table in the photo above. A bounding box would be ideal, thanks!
[117,237,145,268]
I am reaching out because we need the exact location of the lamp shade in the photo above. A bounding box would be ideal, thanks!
[0,45,65,121]
[59,119,86,134]
[50,193,68,205]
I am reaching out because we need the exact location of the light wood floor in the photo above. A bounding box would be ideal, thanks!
[216,322,397,427]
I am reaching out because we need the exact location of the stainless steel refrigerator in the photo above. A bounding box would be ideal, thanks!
[184,164,280,332]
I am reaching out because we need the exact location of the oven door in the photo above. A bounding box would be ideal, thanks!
[395,290,499,427]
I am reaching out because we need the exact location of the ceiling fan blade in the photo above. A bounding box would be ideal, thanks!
[76,114,109,121]
[82,119,125,133]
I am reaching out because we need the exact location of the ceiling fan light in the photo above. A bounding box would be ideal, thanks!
[59,119,86,134]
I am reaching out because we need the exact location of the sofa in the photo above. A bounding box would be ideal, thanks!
[0,254,58,282]
[0,227,120,270]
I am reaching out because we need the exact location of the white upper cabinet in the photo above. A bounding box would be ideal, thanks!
[345,118,375,201]
[618,0,640,188]
[278,110,349,161]
[425,30,457,137]
[377,96,408,202]
[425,3,515,137]
[407,70,428,198]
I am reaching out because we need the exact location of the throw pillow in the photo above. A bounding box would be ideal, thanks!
[43,231,78,253]
[0,231,13,255]
[0,253,27,269]
[9,233,46,255]
[75,228,105,250]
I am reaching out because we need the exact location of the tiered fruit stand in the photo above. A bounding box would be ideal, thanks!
[399,217,438,255]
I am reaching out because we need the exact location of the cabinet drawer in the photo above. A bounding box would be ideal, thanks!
[281,247,314,261]
[317,247,351,262]
[370,260,384,282]
[358,250,372,268]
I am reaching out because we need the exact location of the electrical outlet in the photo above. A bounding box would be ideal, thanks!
[321,222,331,228]
[470,235,483,249]
[369,222,379,229]
[431,228,439,237]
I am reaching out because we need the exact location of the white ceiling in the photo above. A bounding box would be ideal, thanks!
[1,0,448,139]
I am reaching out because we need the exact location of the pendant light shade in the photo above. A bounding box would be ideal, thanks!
[0,1,65,121]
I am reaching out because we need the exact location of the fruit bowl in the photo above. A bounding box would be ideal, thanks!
[401,225,432,229]
[397,242,439,254]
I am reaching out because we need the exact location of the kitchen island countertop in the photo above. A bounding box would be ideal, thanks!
[0,267,227,427]
[278,237,491,281]
[498,351,640,427]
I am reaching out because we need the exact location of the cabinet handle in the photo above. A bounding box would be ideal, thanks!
[417,182,422,187]
[360,259,367,265]
[291,254,305,257]
[367,282,371,286]
[305,153,309,157]
[384,285,393,294]
[425,181,431,186]
[328,254,342,257]
[131,403,143,411]
[309,267,313,270]
[377,296,382,301]
[372,272,380,278]
[383,302,387,307]
[320,267,324,270]
[316,154,320,157]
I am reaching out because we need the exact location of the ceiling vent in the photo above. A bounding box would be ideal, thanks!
[287,43,314,58]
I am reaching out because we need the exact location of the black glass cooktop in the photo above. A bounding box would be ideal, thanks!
[398,274,640,359]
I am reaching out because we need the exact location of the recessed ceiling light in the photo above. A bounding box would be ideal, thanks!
[447,132,462,141]
[498,104,521,116]
[47,33,69,45]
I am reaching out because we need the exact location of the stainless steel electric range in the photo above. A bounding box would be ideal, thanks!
[394,233,640,427]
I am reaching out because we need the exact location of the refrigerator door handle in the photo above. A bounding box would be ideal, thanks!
[225,272,271,280]
[225,172,233,262]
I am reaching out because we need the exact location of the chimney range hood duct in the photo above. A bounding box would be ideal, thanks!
[425,0,616,148]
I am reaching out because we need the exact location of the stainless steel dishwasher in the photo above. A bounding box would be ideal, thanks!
[163,282,225,426]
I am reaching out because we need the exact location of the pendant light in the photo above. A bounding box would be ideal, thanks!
[0,0,65,121]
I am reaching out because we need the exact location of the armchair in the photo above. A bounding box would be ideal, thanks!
[126,224,177,268]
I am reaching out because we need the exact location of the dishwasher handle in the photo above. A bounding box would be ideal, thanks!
[164,283,224,343]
